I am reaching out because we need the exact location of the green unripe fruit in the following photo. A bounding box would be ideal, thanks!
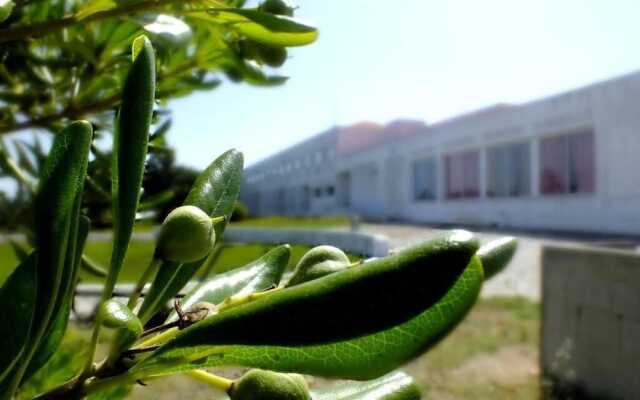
[256,44,288,68]
[239,40,260,61]
[259,0,295,16]
[286,245,350,286]
[224,66,244,83]
[155,205,215,263]
[230,369,310,400]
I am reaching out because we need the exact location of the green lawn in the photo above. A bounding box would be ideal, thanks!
[0,240,317,285]
[231,215,350,229]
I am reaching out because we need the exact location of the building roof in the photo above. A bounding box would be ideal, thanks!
[336,119,427,154]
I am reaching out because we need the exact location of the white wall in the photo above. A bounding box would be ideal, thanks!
[243,71,640,235]
[392,72,640,234]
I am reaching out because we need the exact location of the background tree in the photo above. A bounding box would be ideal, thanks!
[0,0,317,226]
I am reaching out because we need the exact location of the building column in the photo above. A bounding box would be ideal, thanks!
[531,136,540,196]
[479,147,487,199]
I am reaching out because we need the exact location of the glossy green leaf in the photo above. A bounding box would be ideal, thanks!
[110,35,155,286]
[81,255,109,278]
[0,252,37,382]
[166,244,291,322]
[192,9,318,47]
[22,217,90,383]
[137,150,243,323]
[184,149,244,240]
[131,232,484,380]
[87,385,132,400]
[13,140,37,176]
[76,0,117,20]
[138,190,175,211]
[136,259,187,325]
[9,121,93,392]
[0,0,14,24]
[476,237,517,280]
[149,119,172,142]
[312,371,422,400]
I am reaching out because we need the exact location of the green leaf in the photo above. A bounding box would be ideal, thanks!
[110,35,155,286]
[21,297,72,386]
[0,252,37,382]
[136,259,185,325]
[192,9,318,47]
[166,244,291,322]
[131,232,484,380]
[476,237,517,280]
[13,140,37,176]
[136,150,244,323]
[149,118,172,142]
[138,189,175,212]
[0,0,14,24]
[80,255,109,278]
[8,121,93,395]
[312,371,422,400]
[7,239,30,262]
[22,217,90,383]
[76,0,117,20]
[87,385,132,400]
[184,149,244,239]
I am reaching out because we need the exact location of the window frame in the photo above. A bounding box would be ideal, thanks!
[411,157,438,202]
[486,140,532,198]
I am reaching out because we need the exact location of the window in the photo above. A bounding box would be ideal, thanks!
[326,186,335,196]
[540,130,595,195]
[445,150,480,199]
[487,142,531,197]
[412,158,437,201]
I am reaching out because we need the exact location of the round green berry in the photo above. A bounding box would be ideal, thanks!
[155,205,215,263]
[256,44,288,68]
[286,245,350,286]
[259,0,295,16]
[229,369,310,400]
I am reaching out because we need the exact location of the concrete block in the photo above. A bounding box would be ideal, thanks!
[542,244,640,399]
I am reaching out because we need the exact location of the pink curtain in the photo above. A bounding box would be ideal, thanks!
[446,151,479,199]
[540,136,568,194]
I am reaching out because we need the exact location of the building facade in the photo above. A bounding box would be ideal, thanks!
[241,71,640,235]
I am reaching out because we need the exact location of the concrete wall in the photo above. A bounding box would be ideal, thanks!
[541,245,640,399]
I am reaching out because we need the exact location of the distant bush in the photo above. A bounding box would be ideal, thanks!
[230,201,250,222]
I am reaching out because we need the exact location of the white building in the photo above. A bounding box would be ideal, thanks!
[241,71,640,235]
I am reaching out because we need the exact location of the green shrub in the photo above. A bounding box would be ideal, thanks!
[230,201,250,222]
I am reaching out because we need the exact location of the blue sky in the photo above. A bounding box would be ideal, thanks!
[168,0,640,168]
